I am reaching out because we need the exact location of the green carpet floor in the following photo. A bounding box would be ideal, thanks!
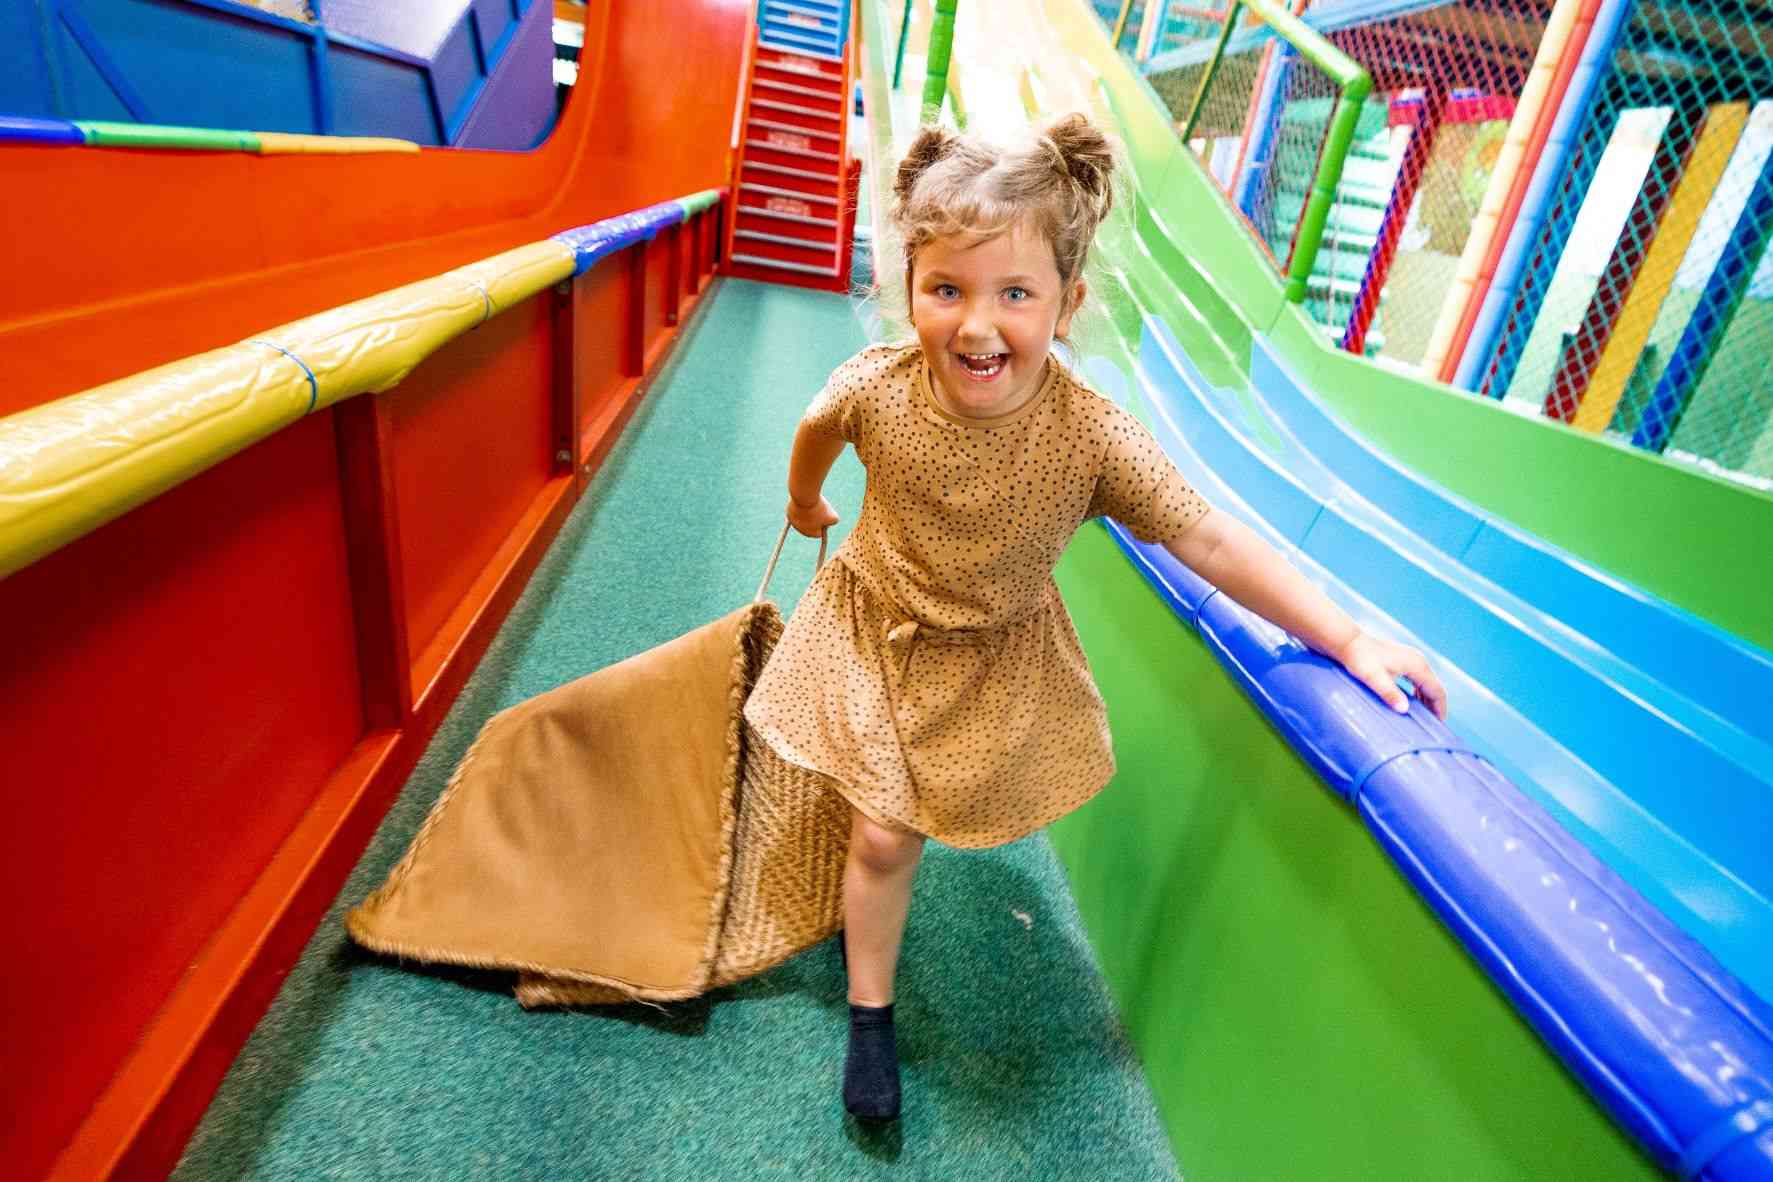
[172,278,1181,1180]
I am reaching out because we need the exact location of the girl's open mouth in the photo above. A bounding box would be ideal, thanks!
[957,352,1007,380]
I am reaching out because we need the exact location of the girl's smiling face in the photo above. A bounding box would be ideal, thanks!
[909,223,1085,420]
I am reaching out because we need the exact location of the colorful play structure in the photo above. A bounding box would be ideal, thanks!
[1133,0,1773,484]
[2,0,1771,1178]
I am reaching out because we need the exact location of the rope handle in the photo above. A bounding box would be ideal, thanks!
[754,520,828,604]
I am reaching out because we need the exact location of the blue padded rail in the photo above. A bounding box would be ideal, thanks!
[551,200,688,276]
[1106,524,1773,1180]
[0,114,85,144]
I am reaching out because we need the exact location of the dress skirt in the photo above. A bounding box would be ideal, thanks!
[742,555,1118,850]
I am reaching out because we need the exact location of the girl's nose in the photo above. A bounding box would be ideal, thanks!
[959,300,997,342]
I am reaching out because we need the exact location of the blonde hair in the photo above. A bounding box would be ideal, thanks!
[886,113,1119,340]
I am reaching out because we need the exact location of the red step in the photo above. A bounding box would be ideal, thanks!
[747,114,841,149]
[748,96,841,129]
[755,60,844,93]
[750,76,842,115]
[735,210,839,241]
[733,232,841,270]
[736,206,839,241]
[740,156,840,201]
[742,138,842,170]
[755,47,845,79]
[739,180,839,217]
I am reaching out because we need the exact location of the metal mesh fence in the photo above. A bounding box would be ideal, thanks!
[1158,1,1236,54]
[1252,73,1385,339]
[1090,1,1150,54]
[1479,0,1773,485]
[1152,46,1264,195]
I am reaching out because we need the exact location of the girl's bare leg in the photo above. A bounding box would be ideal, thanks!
[843,806,925,1005]
[840,806,922,1121]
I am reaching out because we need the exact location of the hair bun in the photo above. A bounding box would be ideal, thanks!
[894,125,958,203]
[1041,112,1116,220]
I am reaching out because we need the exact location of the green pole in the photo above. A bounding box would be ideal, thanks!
[892,2,914,89]
[1287,72,1371,302]
[921,0,959,123]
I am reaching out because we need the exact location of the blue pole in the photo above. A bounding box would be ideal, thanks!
[1632,145,1773,452]
[1236,43,1293,220]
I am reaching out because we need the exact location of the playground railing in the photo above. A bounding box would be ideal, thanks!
[1164,0,1374,309]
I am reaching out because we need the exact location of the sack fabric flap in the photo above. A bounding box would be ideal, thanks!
[346,603,770,1000]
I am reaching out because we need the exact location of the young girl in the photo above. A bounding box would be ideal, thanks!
[741,113,1448,1123]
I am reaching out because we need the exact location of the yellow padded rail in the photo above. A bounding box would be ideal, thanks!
[255,132,422,155]
[0,240,575,580]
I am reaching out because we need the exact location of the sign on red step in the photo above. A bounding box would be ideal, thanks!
[766,196,814,219]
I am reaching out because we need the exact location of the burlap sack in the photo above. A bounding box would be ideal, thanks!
[347,530,850,1007]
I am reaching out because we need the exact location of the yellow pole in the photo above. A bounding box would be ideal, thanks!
[1573,103,1749,432]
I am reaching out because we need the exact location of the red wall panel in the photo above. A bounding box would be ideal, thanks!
[645,224,673,360]
[575,259,630,446]
[390,299,556,674]
[0,413,363,1172]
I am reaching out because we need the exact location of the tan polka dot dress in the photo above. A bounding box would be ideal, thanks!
[742,342,1210,850]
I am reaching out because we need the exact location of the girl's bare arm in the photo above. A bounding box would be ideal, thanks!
[786,420,847,536]
[1164,509,1448,718]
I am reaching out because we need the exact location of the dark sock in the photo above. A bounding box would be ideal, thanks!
[843,1003,901,1121]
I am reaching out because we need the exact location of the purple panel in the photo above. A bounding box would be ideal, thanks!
[452,0,554,151]
[472,0,512,51]
[322,0,467,59]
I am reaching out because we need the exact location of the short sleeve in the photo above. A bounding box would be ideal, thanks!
[1088,404,1210,543]
[803,354,867,442]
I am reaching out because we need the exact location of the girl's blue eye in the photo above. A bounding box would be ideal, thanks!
[1005,287,1029,301]
[936,284,959,299]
